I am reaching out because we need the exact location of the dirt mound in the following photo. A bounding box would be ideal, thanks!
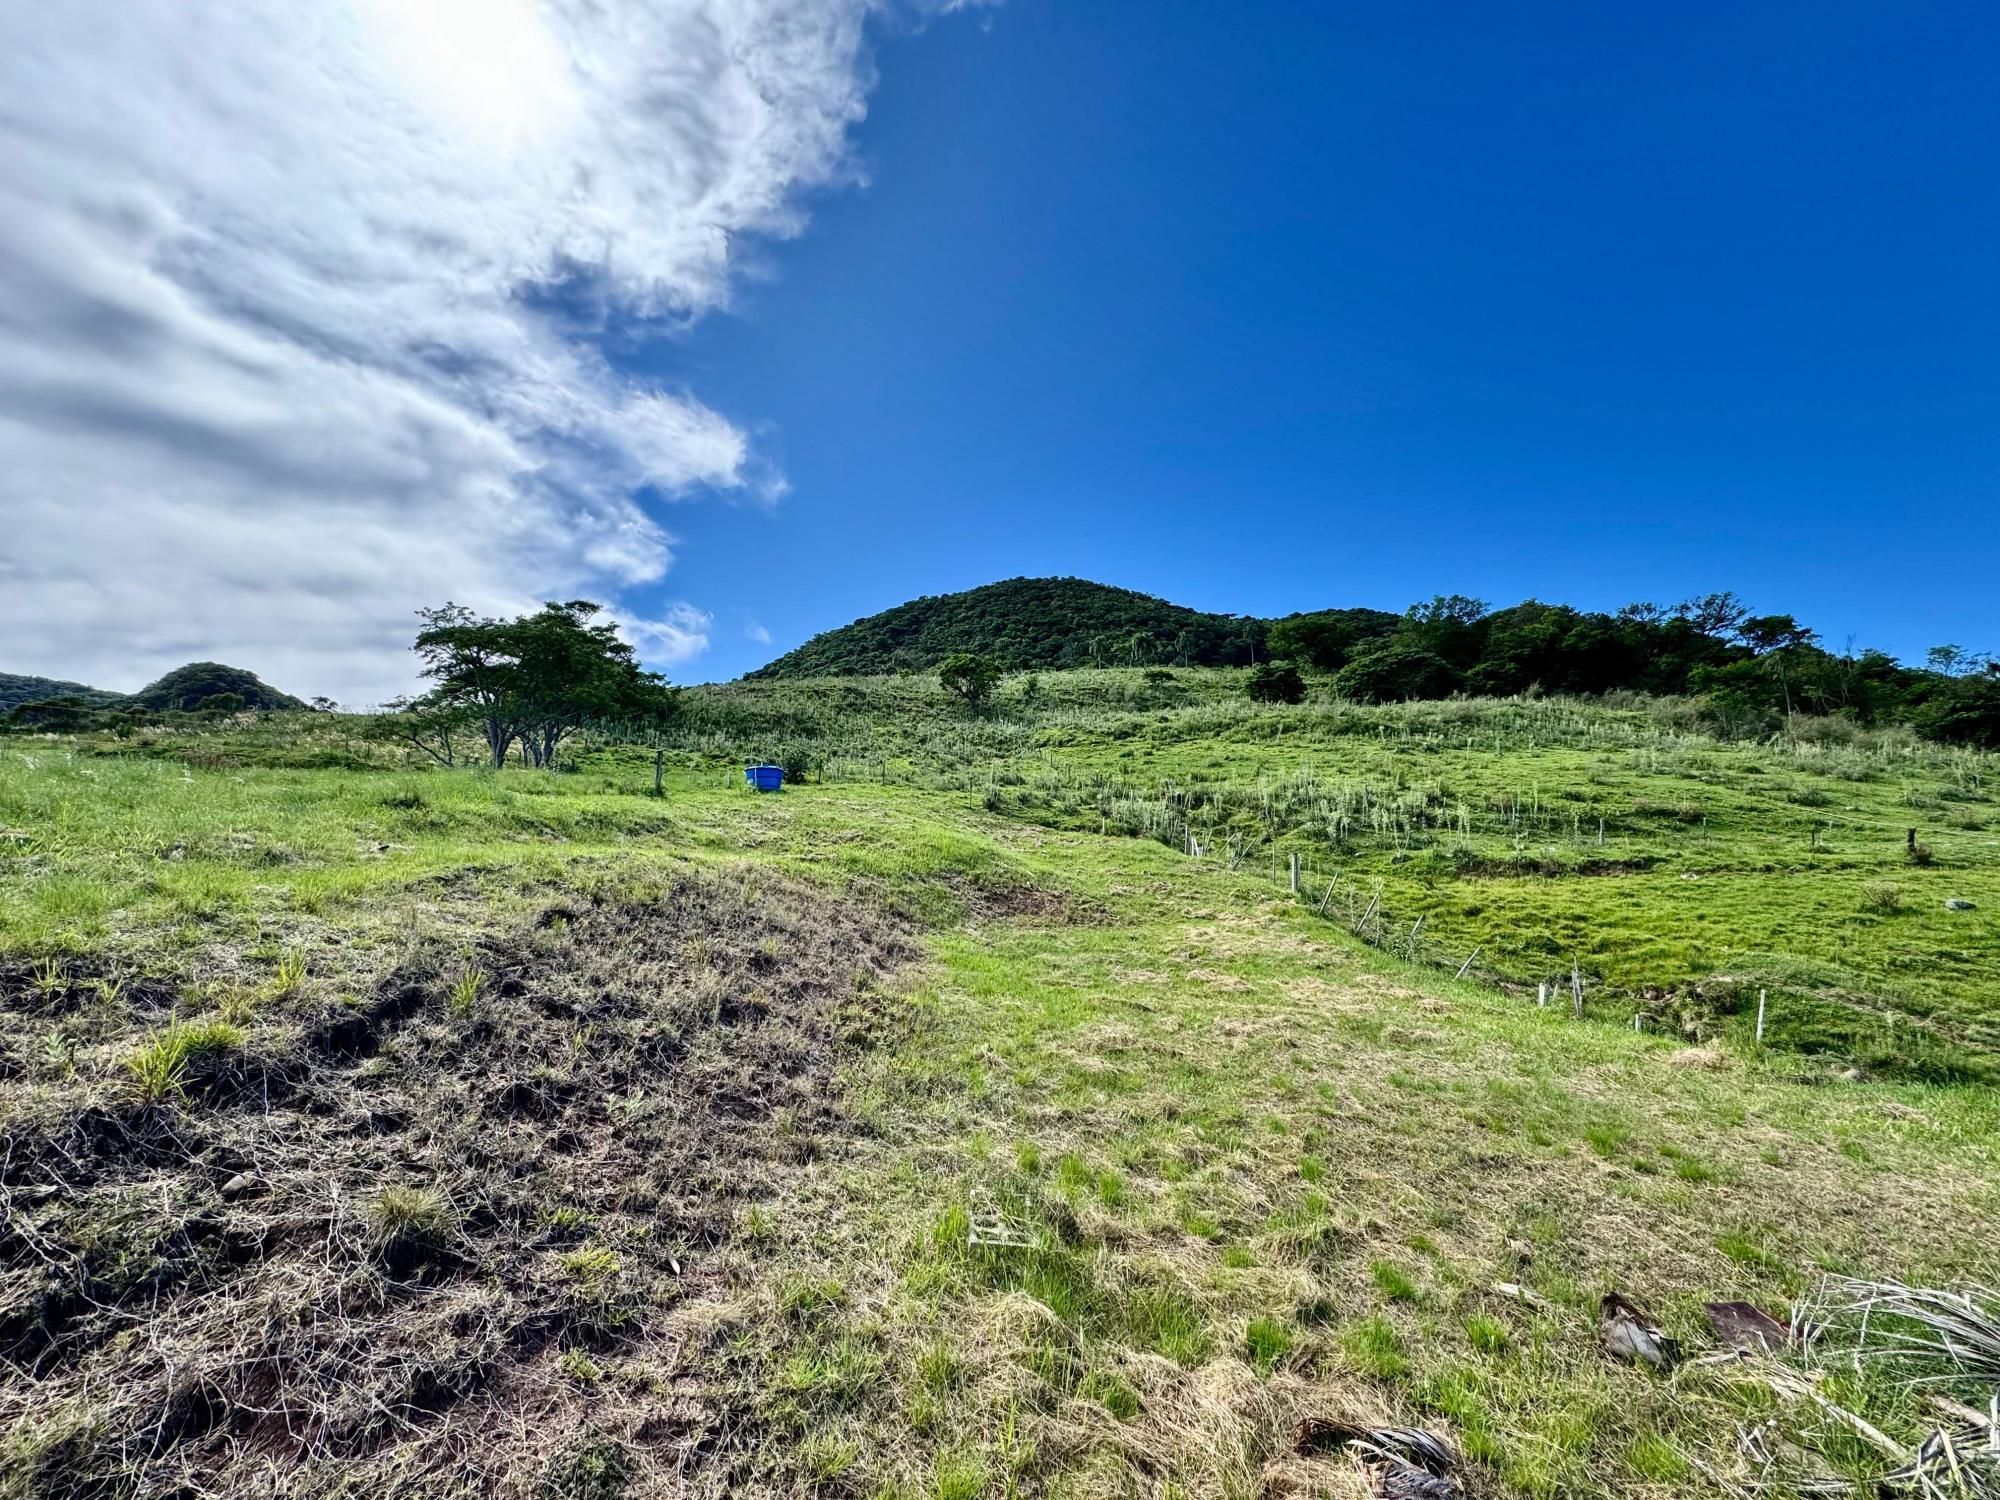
[1,871,911,1497]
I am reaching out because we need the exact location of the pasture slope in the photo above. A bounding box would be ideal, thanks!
[2,676,1997,1499]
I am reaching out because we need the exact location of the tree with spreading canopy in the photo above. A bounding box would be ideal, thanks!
[937,652,1002,708]
[406,601,675,769]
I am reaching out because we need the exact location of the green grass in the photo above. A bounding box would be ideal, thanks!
[4,683,1999,1498]
[122,1018,242,1102]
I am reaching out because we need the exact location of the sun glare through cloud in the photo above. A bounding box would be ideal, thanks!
[0,0,898,702]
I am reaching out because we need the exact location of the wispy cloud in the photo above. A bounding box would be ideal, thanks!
[745,621,775,645]
[0,0,937,702]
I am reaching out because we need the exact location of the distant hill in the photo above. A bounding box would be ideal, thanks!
[3,661,304,720]
[746,577,1266,677]
[0,673,122,713]
[129,662,305,713]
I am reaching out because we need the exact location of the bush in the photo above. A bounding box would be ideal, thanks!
[1861,881,1902,913]
[937,653,1001,708]
[1331,642,1460,703]
[1245,663,1307,704]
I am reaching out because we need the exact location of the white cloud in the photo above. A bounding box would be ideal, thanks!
[619,604,716,668]
[0,0,922,703]
[745,621,775,645]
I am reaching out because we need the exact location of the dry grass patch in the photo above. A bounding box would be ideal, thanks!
[0,869,912,1497]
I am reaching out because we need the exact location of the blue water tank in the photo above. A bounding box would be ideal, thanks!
[745,764,785,792]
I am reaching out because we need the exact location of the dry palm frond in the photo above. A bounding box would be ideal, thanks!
[1801,1277,2000,1386]
[1787,1277,2000,1498]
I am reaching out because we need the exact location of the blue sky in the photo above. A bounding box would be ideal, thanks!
[5,0,1993,700]
[640,0,1998,681]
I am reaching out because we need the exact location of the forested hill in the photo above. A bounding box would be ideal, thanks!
[3,661,304,725]
[0,673,122,713]
[745,577,1273,677]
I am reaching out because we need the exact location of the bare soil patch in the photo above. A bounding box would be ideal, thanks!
[1,871,912,1497]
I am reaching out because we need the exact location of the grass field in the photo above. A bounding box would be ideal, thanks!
[3,681,1997,1497]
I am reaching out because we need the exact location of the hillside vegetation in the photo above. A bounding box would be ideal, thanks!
[0,674,123,713]
[747,576,1270,676]
[3,669,1996,1498]
[2,661,303,726]
[748,578,2000,751]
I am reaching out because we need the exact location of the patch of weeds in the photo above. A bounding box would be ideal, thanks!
[1124,1286,1211,1365]
[558,1350,604,1384]
[1417,1367,1499,1464]
[269,948,308,997]
[1220,1245,1257,1269]
[1625,1432,1690,1482]
[1464,1312,1510,1355]
[368,1185,453,1243]
[538,1434,628,1500]
[561,1244,622,1292]
[930,1202,972,1255]
[450,964,486,1016]
[778,1272,848,1322]
[1673,1155,1720,1184]
[1079,1367,1141,1419]
[1861,881,1902,914]
[931,1451,985,1500]
[799,1431,857,1483]
[1582,1121,1631,1158]
[1370,1259,1421,1302]
[123,1019,243,1103]
[1299,1152,1327,1184]
[539,1205,592,1237]
[915,1339,963,1396]
[1179,1208,1221,1240]
[1715,1228,1785,1272]
[1244,1315,1294,1375]
[1015,1141,1042,1174]
[1341,1314,1409,1380]
[780,1334,882,1409]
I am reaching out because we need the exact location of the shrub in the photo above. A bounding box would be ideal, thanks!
[1861,881,1902,913]
[937,652,1001,708]
[1245,663,1307,705]
[1332,643,1459,703]
[1907,841,1936,867]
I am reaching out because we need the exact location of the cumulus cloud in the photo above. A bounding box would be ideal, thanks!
[0,0,908,703]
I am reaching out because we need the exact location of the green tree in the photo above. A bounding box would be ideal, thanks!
[1737,613,1818,718]
[1332,642,1460,703]
[412,601,674,769]
[1265,608,1400,672]
[1245,663,1307,704]
[937,652,1001,708]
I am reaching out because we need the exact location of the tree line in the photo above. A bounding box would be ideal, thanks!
[1259,593,1999,746]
